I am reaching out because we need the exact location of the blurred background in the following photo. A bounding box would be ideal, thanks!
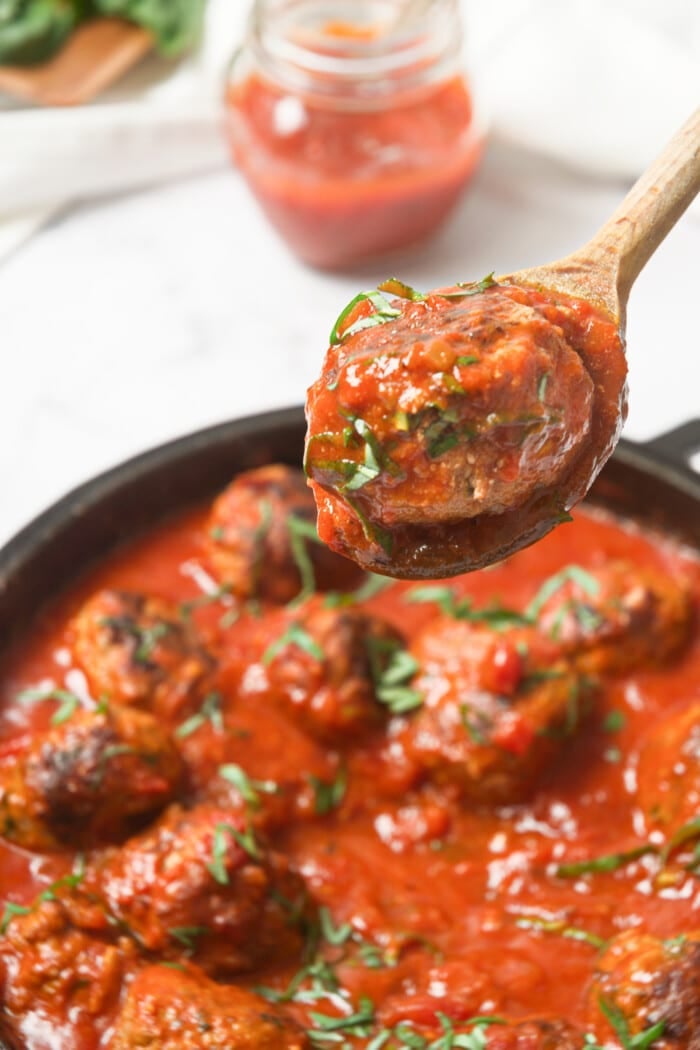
[0,0,698,546]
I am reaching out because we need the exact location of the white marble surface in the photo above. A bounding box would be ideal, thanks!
[1,141,698,549]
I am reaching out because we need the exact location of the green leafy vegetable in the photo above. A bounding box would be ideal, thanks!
[556,844,657,879]
[329,290,401,346]
[309,768,347,816]
[603,710,626,733]
[18,686,82,726]
[377,278,425,302]
[438,273,498,300]
[92,0,206,56]
[0,901,31,935]
[598,996,665,1049]
[218,764,279,809]
[263,622,324,666]
[0,0,84,65]
[515,914,606,950]
[287,515,323,605]
[175,692,224,739]
[368,637,422,715]
[405,586,530,629]
[169,925,207,951]
[525,565,600,621]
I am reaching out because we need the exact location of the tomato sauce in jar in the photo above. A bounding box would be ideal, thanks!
[225,0,484,270]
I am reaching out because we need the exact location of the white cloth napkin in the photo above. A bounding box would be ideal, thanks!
[0,0,698,262]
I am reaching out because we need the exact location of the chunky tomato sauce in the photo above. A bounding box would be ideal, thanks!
[306,280,628,578]
[225,75,483,269]
[0,479,698,1049]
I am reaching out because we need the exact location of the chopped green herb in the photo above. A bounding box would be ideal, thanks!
[40,856,86,902]
[175,692,224,739]
[441,372,465,395]
[438,273,497,300]
[287,515,323,605]
[319,907,353,946]
[329,290,401,346]
[526,565,600,621]
[405,586,529,629]
[345,496,394,556]
[377,278,425,302]
[0,901,31,935]
[17,686,82,726]
[456,355,480,366]
[460,705,491,745]
[307,996,375,1040]
[309,768,347,816]
[368,638,422,715]
[263,622,324,666]
[218,764,279,808]
[538,374,549,402]
[169,926,208,951]
[661,817,700,865]
[598,996,665,1049]
[556,844,657,878]
[179,584,233,620]
[207,822,260,884]
[603,710,626,733]
[515,914,606,949]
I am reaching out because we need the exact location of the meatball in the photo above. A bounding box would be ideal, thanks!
[534,562,692,676]
[90,803,309,976]
[205,465,359,603]
[0,704,183,850]
[262,602,403,742]
[71,589,215,719]
[0,895,135,1030]
[588,930,700,1049]
[399,619,592,803]
[638,702,700,832]
[107,963,309,1050]
[307,287,594,526]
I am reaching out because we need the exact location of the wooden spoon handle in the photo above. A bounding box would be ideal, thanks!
[583,108,700,307]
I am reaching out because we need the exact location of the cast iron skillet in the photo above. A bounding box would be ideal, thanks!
[0,407,699,659]
[0,408,697,1049]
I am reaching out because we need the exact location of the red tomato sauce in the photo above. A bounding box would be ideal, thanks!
[0,500,698,1049]
[225,74,483,269]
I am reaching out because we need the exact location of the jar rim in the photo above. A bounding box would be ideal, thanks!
[248,0,464,96]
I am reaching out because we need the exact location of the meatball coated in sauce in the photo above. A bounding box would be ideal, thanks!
[305,280,627,578]
[0,704,182,850]
[534,561,692,677]
[107,963,310,1050]
[90,803,309,976]
[588,931,700,1048]
[262,601,403,742]
[399,619,591,803]
[637,702,700,831]
[71,590,215,719]
[205,464,359,603]
[0,895,135,1034]
[309,288,594,524]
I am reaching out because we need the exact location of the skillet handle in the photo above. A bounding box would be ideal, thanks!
[642,419,700,472]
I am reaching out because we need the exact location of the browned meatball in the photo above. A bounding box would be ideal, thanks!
[638,702,700,832]
[534,562,692,677]
[588,931,700,1049]
[262,602,403,742]
[399,619,593,803]
[0,895,135,1036]
[205,464,359,603]
[107,963,309,1050]
[90,803,309,976]
[71,590,215,719]
[0,704,183,851]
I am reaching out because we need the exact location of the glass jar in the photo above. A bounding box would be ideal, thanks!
[225,0,485,270]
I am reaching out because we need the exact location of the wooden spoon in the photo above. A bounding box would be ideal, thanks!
[509,107,700,328]
[305,108,700,579]
[0,18,152,107]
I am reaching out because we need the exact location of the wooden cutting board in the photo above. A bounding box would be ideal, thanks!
[0,18,152,107]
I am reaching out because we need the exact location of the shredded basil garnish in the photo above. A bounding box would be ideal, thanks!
[219,764,279,809]
[438,273,498,300]
[263,623,324,666]
[515,914,606,949]
[525,565,600,621]
[309,768,347,816]
[329,290,401,346]
[175,692,224,739]
[598,996,665,1050]
[368,637,422,714]
[556,844,657,878]
[17,686,82,726]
